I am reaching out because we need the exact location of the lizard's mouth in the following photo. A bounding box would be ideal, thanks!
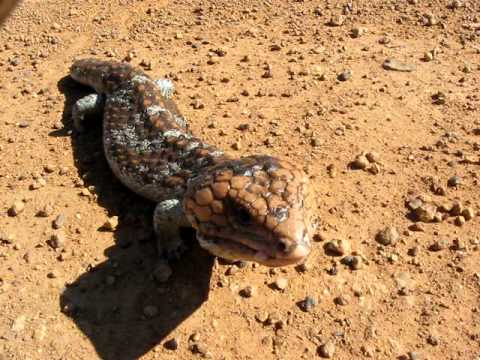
[196,232,310,267]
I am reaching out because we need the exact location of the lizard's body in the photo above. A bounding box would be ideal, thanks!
[70,59,314,267]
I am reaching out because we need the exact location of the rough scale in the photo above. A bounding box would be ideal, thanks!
[70,58,315,267]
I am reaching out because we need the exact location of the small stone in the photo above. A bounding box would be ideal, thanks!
[8,201,25,216]
[408,351,419,360]
[407,197,423,211]
[455,216,466,227]
[351,153,369,169]
[462,207,475,221]
[37,204,53,217]
[432,92,446,105]
[376,226,399,246]
[255,312,270,323]
[423,51,434,62]
[231,141,241,150]
[143,305,159,318]
[427,334,439,346]
[174,32,183,39]
[47,271,57,279]
[328,15,345,26]
[351,27,367,38]
[409,223,425,232]
[447,175,461,187]
[103,216,119,231]
[334,295,349,306]
[324,239,351,256]
[48,232,66,249]
[450,201,463,216]
[415,203,437,223]
[164,338,179,350]
[337,69,352,81]
[153,261,173,283]
[298,296,317,312]
[318,341,336,358]
[365,151,381,163]
[192,99,205,109]
[273,277,288,290]
[340,255,362,270]
[407,246,419,257]
[240,285,255,298]
[190,343,212,358]
[429,239,448,251]
[43,164,56,173]
[368,163,381,175]
[383,59,416,72]
[52,213,66,229]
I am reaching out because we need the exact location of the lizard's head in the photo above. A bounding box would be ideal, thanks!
[183,155,314,267]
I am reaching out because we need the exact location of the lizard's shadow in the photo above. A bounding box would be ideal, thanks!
[54,75,214,360]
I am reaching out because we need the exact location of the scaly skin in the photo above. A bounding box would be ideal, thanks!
[70,58,314,267]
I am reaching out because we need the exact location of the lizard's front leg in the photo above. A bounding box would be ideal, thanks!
[72,93,105,132]
[153,199,191,260]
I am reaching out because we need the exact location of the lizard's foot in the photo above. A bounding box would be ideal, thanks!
[154,78,174,99]
[72,93,104,132]
[153,199,190,261]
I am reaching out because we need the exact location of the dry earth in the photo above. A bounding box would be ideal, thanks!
[1,0,480,359]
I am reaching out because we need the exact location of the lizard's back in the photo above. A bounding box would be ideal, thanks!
[70,59,225,202]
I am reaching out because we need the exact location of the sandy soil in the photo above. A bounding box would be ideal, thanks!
[0,0,479,359]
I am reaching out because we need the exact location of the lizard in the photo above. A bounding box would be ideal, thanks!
[69,58,315,267]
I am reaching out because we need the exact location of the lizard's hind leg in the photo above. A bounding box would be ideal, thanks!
[72,93,105,132]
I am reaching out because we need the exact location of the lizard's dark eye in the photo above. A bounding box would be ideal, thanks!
[234,207,252,225]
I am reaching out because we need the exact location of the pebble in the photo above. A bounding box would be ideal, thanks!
[52,213,66,229]
[143,305,159,318]
[318,341,336,358]
[334,295,349,306]
[44,164,56,173]
[102,216,119,231]
[351,153,369,169]
[455,216,466,227]
[273,277,288,290]
[153,261,173,283]
[376,226,399,246]
[8,201,25,216]
[298,296,316,312]
[462,207,475,221]
[450,201,463,216]
[432,92,446,105]
[414,203,437,223]
[351,27,367,38]
[164,338,179,350]
[365,151,381,163]
[340,255,362,270]
[190,343,212,358]
[383,59,416,72]
[328,15,346,27]
[240,285,255,298]
[409,223,425,232]
[447,175,461,187]
[427,334,439,346]
[337,69,352,81]
[324,239,351,256]
[48,232,66,249]
[429,239,448,251]
[37,204,53,217]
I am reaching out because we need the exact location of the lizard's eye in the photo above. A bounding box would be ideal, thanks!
[233,207,252,226]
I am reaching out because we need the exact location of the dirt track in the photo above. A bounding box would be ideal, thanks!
[0,0,480,359]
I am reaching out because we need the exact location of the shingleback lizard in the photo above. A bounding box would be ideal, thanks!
[70,58,315,267]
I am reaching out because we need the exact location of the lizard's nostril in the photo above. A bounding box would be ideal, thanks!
[276,240,288,253]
